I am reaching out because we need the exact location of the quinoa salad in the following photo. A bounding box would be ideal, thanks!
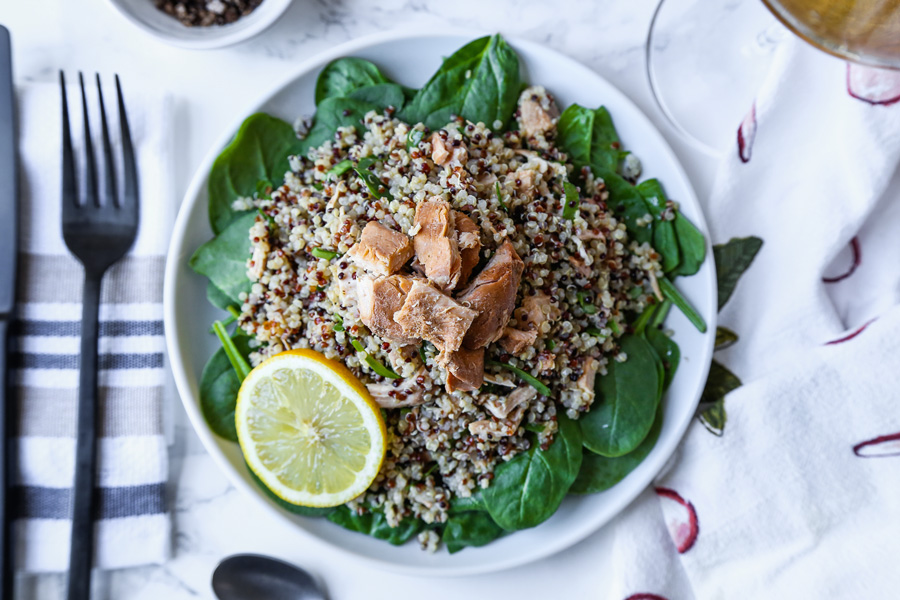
[191,34,708,553]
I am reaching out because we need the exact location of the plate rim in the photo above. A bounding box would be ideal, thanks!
[163,27,717,577]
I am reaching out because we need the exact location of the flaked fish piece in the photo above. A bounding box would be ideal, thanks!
[468,404,526,439]
[358,274,418,345]
[483,371,517,388]
[346,221,414,276]
[367,367,429,408]
[453,211,481,286]
[577,357,599,398]
[394,280,477,353]
[431,131,468,166]
[458,239,525,349]
[515,291,561,333]
[413,197,462,291]
[438,346,484,393]
[498,326,538,355]
[517,85,559,138]
[535,351,556,372]
[483,385,537,419]
[568,255,592,278]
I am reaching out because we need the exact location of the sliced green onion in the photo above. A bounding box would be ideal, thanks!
[584,327,604,337]
[326,159,353,178]
[562,181,580,220]
[631,304,655,336]
[495,181,509,213]
[212,320,251,382]
[406,128,424,151]
[354,157,392,200]
[546,339,557,350]
[628,286,644,299]
[576,291,598,315]
[650,300,672,329]
[487,360,551,396]
[419,343,428,364]
[312,182,324,191]
[659,276,707,333]
[351,338,401,379]
[609,319,621,335]
[333,314,344,332]
[311,247,339,260]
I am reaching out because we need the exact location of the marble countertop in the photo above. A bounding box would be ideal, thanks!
[4,1,722,597]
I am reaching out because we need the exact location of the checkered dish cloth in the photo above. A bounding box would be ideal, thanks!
[12,82,174,572]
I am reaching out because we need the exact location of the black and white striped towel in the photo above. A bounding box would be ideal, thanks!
[12,83,173,571]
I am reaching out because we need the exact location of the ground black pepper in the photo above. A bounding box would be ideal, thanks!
[155,0,264,27]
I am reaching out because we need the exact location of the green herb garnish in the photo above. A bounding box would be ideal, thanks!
[351,339,401,379]
[406,128,424,151]
[495,181,509,213]
[487,360,551,396]
[311,247,339,260]
[326,159,354,178]
[576,291,598,315]
[562,181,580,220]
[354,157,392,200]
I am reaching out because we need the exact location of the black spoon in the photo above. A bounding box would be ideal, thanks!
[212,554,327,600]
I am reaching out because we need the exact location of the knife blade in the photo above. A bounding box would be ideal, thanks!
[0,23,17,600]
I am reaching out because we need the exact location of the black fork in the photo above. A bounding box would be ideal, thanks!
[60,72,138,600]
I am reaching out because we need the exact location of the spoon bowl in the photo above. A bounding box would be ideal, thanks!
[212,554,326,600]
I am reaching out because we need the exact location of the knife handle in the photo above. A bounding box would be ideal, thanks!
[0,318,13,600]
[67,274,102,600]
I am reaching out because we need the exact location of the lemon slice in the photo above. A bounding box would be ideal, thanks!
[235,349,386,507]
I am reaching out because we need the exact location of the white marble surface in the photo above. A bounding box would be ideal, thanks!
[2,1,723,597]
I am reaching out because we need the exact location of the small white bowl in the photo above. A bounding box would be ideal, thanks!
[104,0,293,50]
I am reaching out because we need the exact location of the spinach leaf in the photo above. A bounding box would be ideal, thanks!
[700,359,741,405]
[206,281,235,311]
[199,331,252,442]
[450,493,486,514]
[190,212,257,305]
[556,104,621,175]
[635,179,680,272]
[208,113,303,235]
[314,57,391,105]
[646,326,680,392]
[571,406,663,494]
[482,415,582,531]
[714,236,763,310]
[248,467,334,517]
[399,34,521,131]
[594,169,653,245]
[714,326,738,350]
[298,84,407,154]
[327,505,424,545]
[669,213,707,277]
[443,510,505,554]
[580,335,660,457]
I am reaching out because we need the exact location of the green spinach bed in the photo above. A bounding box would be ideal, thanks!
[190,34,709,553]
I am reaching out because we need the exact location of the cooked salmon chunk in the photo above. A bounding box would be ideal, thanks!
[357,274,417,345]
[457,239,525,349]
[483,385,536,419]
[412,197,462,291]
[346,221,414,276]
[517,85,559,138]
[515,291,561,333]
[498,326,538,355]
[430,131,468,166]
[394,280,476,353]
[453,211,482,286]
[438,346,484,393]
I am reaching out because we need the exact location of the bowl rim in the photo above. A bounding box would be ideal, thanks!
[102,0,294,50]
[163,27,717,576]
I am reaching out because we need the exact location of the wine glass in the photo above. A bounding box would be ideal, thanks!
[647,0,900,155]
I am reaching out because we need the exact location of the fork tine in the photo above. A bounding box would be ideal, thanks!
[95,74,118,208]
[60,71,78,209]
[115,75,138,216]
[79,72,99,207]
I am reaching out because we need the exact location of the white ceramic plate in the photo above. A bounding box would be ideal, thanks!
[164,29,717,577]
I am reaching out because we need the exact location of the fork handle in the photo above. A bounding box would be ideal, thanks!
[67,273,102,600]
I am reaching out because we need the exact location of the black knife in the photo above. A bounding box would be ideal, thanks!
[0,23,17,600]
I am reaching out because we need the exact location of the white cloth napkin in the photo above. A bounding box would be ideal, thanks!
[605,38,900,599]
[13,81,174,572]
